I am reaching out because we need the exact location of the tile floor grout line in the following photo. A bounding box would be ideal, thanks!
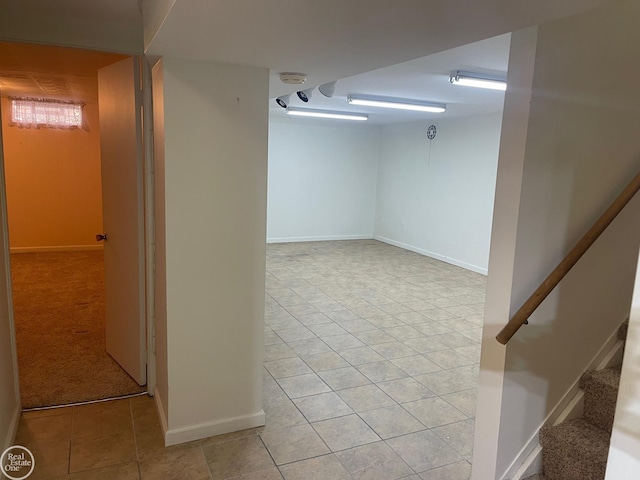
[129,398,142,465]
[66,405,77,475]
[263,241,482,478]
[200,443,217,480]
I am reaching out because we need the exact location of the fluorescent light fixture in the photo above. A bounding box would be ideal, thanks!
[286,107,368,121]
[449,71,507,91]
[347,95,446,113]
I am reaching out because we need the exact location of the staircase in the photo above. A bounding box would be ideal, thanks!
[523,323,627,480]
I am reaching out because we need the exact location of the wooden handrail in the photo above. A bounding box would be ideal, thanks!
[496,170,640,345]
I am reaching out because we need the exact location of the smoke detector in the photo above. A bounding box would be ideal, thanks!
[279,72,307,85]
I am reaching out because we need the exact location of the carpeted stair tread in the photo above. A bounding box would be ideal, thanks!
[580,367,621,391]
[529,324,627,479]
[580,367,621,433]
[540,418,610,480]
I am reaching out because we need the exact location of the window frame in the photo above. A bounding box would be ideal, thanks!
[9,97,84,129]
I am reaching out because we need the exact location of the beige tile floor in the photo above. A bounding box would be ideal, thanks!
[14,240,485,479]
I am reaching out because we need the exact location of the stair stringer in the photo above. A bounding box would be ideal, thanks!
[503,320,626,480]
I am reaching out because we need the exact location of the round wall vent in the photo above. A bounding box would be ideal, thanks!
[427,124,437,140]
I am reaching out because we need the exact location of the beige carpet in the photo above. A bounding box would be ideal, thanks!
[11,251,146,408]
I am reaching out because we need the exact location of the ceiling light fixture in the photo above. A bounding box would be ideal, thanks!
[318,81,337,98]
[286,107,368,121]
[279,72,307,85]
[296,88,314,102]
[275,94,291,108]
[449,71,507,91]
[347,95,446,113]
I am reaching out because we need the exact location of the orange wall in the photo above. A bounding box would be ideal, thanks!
[1,98,103,249]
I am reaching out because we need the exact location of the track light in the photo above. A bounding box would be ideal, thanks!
[449,71,507,91]
[275,94,291,108]
[296,88,314,103]
[318,81,337,98]
[286,107,368,121]
[347,95,446,113]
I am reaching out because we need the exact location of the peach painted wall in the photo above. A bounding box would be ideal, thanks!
[0,97,103,249]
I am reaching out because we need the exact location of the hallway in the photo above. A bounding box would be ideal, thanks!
[11,251,146,408]
[14,240,484,479]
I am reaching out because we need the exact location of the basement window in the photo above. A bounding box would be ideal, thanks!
[10,98,83,129]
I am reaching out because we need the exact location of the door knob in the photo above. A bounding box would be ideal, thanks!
[96,233,108,242]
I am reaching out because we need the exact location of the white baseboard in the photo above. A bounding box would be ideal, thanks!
[373,235,488,275]
[10,245,103,253]
[504,321,626,480]
[164,410,266,447]
[510,445,543,480]
[265,235,489,276]
[267,234,372,244]
[154,387,169,445]
[3,404,21,450]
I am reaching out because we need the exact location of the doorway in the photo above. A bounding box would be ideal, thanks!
[0,41,147,408]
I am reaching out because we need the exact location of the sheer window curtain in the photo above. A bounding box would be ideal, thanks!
[10,98,83,129]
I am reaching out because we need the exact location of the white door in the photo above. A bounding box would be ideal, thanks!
[98,57,146,385]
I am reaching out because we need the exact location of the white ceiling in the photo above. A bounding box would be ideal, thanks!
[269,34,511,125]
[145,0,609,124]
[0,32,509,126]
[146,0,608,100]
[0,0,611,122]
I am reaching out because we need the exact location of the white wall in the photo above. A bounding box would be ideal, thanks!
[153,57,268,445]
[267,113,502,269]
[143,0,176,51]
[471,26,538,480]
[375,114,503,274]
[474,1,640,478]
[267,118,380,242]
